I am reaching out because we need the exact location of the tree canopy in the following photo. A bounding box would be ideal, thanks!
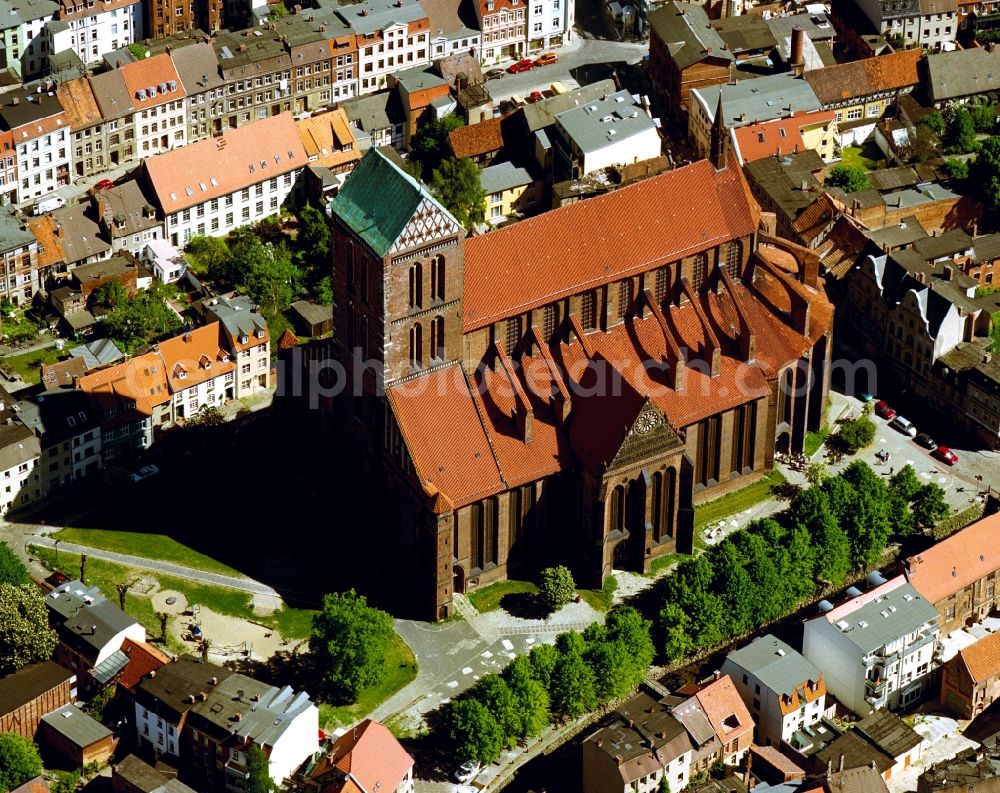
[245,744,277,793]
[0,732,43,791]
[101,283,182,353]
[538,565,576,611]
[0,584,58,675]
[430,157,486,229]
[0,543,29,586]
[972,136,1000,210]
[943,105,979,154]
[412,114,465,176]
[825,165,871,193]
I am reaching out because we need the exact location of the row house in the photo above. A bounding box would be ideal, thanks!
[156,323,236,422]
[0,205,41,306]
[119,53,187,157]
[294,720,415,793]
[172,41,229,144]
[48,0,142,68]
[338,0,431,95]
[140,112,305,246]
[527,0,573,53]
[212,28,294,130]
[0,88,71,206]
[0,0,58,79]
[0,662,75,739]
[92,180,164,255]
[56,75,108,180]
[803,576,940,715]
[147,0,223,39]
[839,0,957,50]
[478,0,526,63]
[203,293,271,398]
[88,67,138,176]
[275,13,344,113]
[941,631,1000,720]
[672,675,755,775]
[0,131,16,205]
[0,411,42,515]
[16,388,102,493]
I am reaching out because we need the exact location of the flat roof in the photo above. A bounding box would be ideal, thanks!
[41,705,112,747]
[554,89,656,154]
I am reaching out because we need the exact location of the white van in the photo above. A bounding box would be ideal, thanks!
[33,194,66,215]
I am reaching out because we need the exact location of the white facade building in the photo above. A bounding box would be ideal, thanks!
[117,54,187,158]
[49,0,142,67]
[527,0,573,52]
[0,427,41,514]
[205,294,272,398]
[338,0,431,95]
[0,90,72,206]
[156,323,236,422]
[142,239,187,283]
[803,577,941,716]
[142,113,305,246]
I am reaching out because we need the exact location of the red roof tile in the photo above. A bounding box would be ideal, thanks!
[119,53,186,110]
[804,50,922,106]
[448,117,505,159]
[156,322,235,393]
[118,638,171,691]
[731,110,836,164]
[692,675,754,743]
[905,511,1000,605]
[463,155,761,331]
[317,720,413,793]
[959,631,1000,684]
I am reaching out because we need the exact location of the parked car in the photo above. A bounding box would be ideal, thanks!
[874,400,896,420]
[94,178,115,191]
[889,416,917,437]
[534,52,558,66]
[932,446,959,465]
[508,59,535,73]
[914,432,937,449]
[485,68,505,80]
[454,761,481,783]
[498,99,518,114]
[33,193,66,215]
[46,571,68,587]
[859,393,875,403]
[528,90,545,103]
[132,464,160,482]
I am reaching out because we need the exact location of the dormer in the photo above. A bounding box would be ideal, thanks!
[255,328,265,339]
[239,334,248,344]
[199,354,211,369]
[173,363,187,380]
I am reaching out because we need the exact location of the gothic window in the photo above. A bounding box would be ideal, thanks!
[431,315,445,360]
[610,485,625,533]
[543,304,558,342]
[360,253,369,301]
[691,253,708,292]
[725,241,741,280]
[618,279,632,319]
[346,241,355,289]
[697,415,722,486]
[582,291,597,330]
[346,305,355,349]
[408,262,422,309]
[505,316,521,352]
[408,322,423,368]
[472,497,498,570]
[360,315,368,359]
[652,471,664,542]
[431,254,446,301]
[664,467,676,539]
[655,266,670,302]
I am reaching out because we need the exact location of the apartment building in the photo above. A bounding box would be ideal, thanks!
[0,0,59,78]
[527,0,572,52]
[0,88,70,206]
[0,205,40,305]
[0,415,41,515]
[17,389,102,493]
[338,0,431,94]
[803,577,940,715]
[56,75,108,180]
[0,131,16,205]
[48,0,142,67]
[171,41,227,143]
[479,0,526,62]
[156,323,236,422]
[147,0,222,39]
[119,53,187,157]
[141,113,305,246]
[88,68,138,174]
[204,293,271,398]
[274,13,340,113]
[212,28,293,130]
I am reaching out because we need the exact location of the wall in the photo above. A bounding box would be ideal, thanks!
[0,674,74,738]
[267,704,319,783]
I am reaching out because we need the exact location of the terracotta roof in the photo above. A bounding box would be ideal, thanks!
[751,745,805,776]
[296,108,362,170]
[316,720,413,793]
[804,50,922,106]
[144,113,306,215]
[118,638,171,691]
[463,155,761,331]
[77,351,171,428]
[731,110,836,164]
[448,116,505,159]
[278,328,300,349]
[815,214,872,279]
[960,631,1000,684]
[119,53,186,110]
[27,214,66,267]
[155,322,235,393]
[56,77,102,130]
[904,511,1000,605]
[41,356,88,389]
[792,192,847,245]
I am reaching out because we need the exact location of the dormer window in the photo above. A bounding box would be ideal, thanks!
[240,334,249,344]
[255,329,265,339]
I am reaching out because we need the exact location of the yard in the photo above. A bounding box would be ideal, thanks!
[468,579,538,612]
[838,145,878,171]
[3,341,83,384]
[693,469,786,533]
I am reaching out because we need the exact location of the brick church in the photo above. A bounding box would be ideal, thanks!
[328,129,834,620]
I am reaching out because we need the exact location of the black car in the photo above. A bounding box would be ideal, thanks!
[914,432,936,449]
[485,68,505,80]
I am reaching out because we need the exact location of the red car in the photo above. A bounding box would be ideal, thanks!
[528,90,544,103]
[874,400,896,420]
[932,446,958,465]
[507,59,535,74]
[94,178,115,191]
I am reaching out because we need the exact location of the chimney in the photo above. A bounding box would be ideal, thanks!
[149,670,156,678]
[989,42,998,54]
[839,754,845,773]
[210,676,218,685]
[944,265,955,281]
[971,220,978,239]
[791,26,806,76]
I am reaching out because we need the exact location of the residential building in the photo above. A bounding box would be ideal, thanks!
[941,631,1000,719]
[0,130,17,206]
[448,115,507,164]
[116,638,171,694]
[0,204,40,305]
[811,710,924,781]
[849,0,957,49]
[391,66,451,144]
[273,14,340,115]
[689,74,822,159]
[673,675,755,775]
[802,50,923,125]
[646,1,734,124]
[924,46,1000,106]
[730,111,838,165]
[147,0,222,39]
[156,323,237,422]
[92,182,164,255]
[551,89,660,181]
[343,89,407,150]
[140,113,306,246]
[0,411,42,514]
[49,0,142,68]
[295,719,414,793]
[582,690,694,793]
[420,0,482,61]
[0,0,59,79]
[72,253,148,298]
[0,662,76,739]
[118,53,187,158]
[802,576,940,715]
[328,141,833,619]
[56,76,106,180]
[904,513,1000,634]
[76,351,172,456]
[16,388,102,494]
[88,68,138,174]
[211,28,292,132]
[722,635,827,749]
[45,580,146,696]
[0,88,71,206]
[296,107,362,181]
[743,149,826,241]
[170,42,227,144]
[39,706,115,768]
[918,746,1000,793]
[113,754,199,793]
[141,239,186,283]
[765,12,837,68]
[822,764,891,793]
[480,160,542,222]
[710,14,777,61]
[526,0,573,52]
[203,294,271,398]
[478,0,526,63]
[338,0,431,95]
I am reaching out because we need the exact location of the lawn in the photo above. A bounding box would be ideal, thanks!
[839,146,877,171]
[317,633,418,729]
[468,579,539,613]
[579,576,618,612]
[646,552,688,578]
[51,528,246,578]
[804,428,830,457]
[693,469,786,533]
[3,342,82,384]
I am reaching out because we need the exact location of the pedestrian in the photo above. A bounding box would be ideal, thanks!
[889,466,894,476]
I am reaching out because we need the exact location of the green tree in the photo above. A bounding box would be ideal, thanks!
[412,114,465,175]
[245,744,277,793]
[922,109,945,135]
[911,483,948,531]
[0,584,57,675]
[944,105,978,154]
[785,524,817,601]
[0,543,29,586]
[309,589,395,703]
[711,541,755,634]
[313,275,333,307]
[449,697,504,764]
[236,240,303,317]
[794,487,850,584]
[528,643,560,688]
[473,674,520,747]
[890,464,922,500]
[91,280,126,310]
[605,606,655,676]
[502,655,551,738]
[52,770,80,793]
[825,165,871,193]
[838,415,876,452]
[101,285,182,353]
[550,633,598,719]
[187,234,231,278]
[732,530,789,622]
[943,157,969,180]
[971,136,1000,210]
[805,462,829,486]
[659,602,694,661]
[430,157,486,229]
[0,732,43,791]
[296,203,331,274]
[538,565,576,611]
[660,777,672,793]
[968,98,997,133]
[840,461,891,568]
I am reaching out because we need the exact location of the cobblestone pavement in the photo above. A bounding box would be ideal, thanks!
[887,715,976,793]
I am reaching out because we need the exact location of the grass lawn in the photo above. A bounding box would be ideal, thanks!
[804,428,830,457]
[693,469,786,533]
[317,633,418,729]
[4,342,83,384]
[468,579,538,613]
[51,528,246,578]
[839,146,876,171]
[646,552,688,578]
[579,576,618,612]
